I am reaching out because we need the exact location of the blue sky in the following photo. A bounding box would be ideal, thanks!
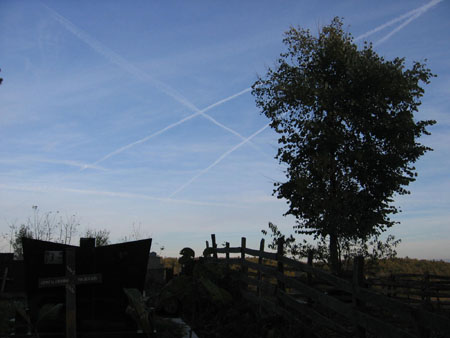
[1,0,449,259]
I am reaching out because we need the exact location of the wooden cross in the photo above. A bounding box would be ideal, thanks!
[0,253,14,295]
[38,248,102,338]
[1,266,11,294]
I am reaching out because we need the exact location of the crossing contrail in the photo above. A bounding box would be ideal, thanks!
[42,3,198,112]
[88,87,253,167]
[355,0,442,43]
[168,123,270,198]
[43,4,264,165]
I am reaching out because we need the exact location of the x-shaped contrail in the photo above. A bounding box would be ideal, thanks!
[43,4,266,169]
[43,1,442,199]
[168,0,443,198]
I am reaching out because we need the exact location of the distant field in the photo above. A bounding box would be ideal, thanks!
[375,257,450,276]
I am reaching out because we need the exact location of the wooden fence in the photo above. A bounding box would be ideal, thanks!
[367,273,450,310]
[206,234,450,338]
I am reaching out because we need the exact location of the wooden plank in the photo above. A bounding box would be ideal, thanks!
[277,290,351,335]
[279,272,416,338]
[225,243,449,335]
[242,259,278,276]
[241,274,277,291]
[280,255,448,332]
[241,290,322,338]
[393,274,450,280]
[224,258,242,265]
[245,248,277,260]
[414,308,450,334]
[216,247,241,254]
[282,256,353,287]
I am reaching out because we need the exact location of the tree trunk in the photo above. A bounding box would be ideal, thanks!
[329,232,340,274]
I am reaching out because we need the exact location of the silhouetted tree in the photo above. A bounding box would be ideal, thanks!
[10,224,33,259]
[252,18,435,273]
[83,228,110,246]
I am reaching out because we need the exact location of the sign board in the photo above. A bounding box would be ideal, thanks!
[38,274,102,288]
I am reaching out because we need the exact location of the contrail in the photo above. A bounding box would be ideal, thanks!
[42,3,197,112]
[43,5,264,163]
[88,87,252,167]
[374,2,440,46]
[38,159,107,171]
[0,184,243,208]
[168,123,270,198]
[355,0,442,42]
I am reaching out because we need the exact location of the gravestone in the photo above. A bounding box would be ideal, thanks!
[22,237,152,337]
[38,247,102,338]
[145,252,165,288]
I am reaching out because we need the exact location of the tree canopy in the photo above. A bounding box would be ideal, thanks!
[252,18,435,272]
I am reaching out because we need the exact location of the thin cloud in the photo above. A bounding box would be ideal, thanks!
[0,184,243,208]
[42,4,263,164]
[0,157,106,171]
[38,159,107,171]
[169,123,270,197]
[355,0,442,43]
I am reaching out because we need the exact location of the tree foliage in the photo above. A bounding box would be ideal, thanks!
[83,228,110,247]
[252,18,435,272]
[262,222,401,274]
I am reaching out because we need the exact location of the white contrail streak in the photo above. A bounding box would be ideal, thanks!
[43,5,263,163]
[43,4,197,112]
[355,0,442,42]
[89,87,252,167]
[375,9,429,46]
[168,123,270,198]
[0,184,243,208]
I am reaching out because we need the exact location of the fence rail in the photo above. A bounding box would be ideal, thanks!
[206,234,450,338]
[366,272,450,309]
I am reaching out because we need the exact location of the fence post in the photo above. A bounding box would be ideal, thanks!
[306,250,314,306]
[257,239,265,316]
[277,237,285,292]
[257,239,265,297]
[352,256,366,338]
[241,237,248,290]
[211,234,218,259]
[422,271,431,307]
[307,250,313,286]
[225,242,230,262]
[415,270,432,338]
[388,272,397,298]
